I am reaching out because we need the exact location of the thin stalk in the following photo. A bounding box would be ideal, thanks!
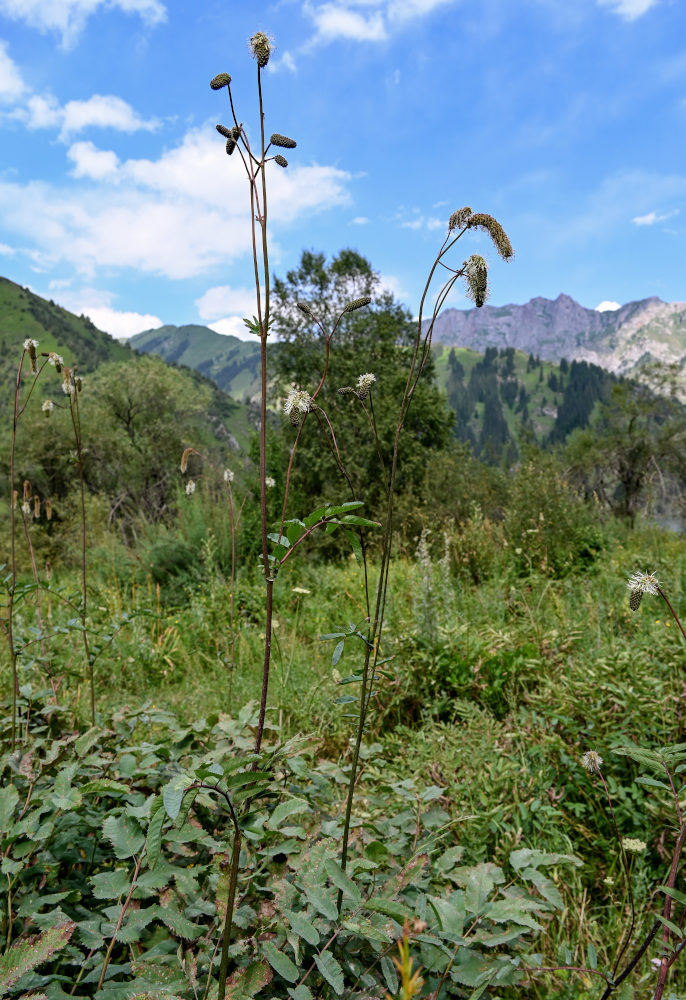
[69,389,94,724]
[96,855,142,990]
[657,587,686,644]
[653,820,686,1000]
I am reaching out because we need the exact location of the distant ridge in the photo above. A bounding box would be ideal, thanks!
[428,293,686,374]
[130,324,261,400]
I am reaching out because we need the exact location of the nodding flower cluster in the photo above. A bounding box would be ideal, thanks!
[627,570,660,611]
[283,388,312,426]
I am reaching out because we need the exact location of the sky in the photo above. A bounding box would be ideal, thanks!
[0,0,684,341]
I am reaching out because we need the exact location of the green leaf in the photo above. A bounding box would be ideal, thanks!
[332,640,344,666]
[267,798,311,830]
[0,784,19,833]
[226,958,273,997]
[262,940,300,983]
[509,849,580,871]
[314,952,345,995]
[158,906,201,939]
[656,913,684,938]
[287,987,313,1000]
[381,955,399,995]
[304,885,338,920]
[74,727,101,757]
[324,858,361,902]
[89,868,132,900]
[103,814,145,860]
[284,909,320,946]
[587,942,597,970]
[80,779,130,796]
[344,529,363,562]
[146,798,165,870]
[364,897,408,922]
[162,774,193,821]
[634,776,671,790]
[0,920,75,989]
[658,885,686,907]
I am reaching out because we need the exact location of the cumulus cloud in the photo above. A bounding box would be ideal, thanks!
[302,0,458,45]
[597,0,659,20]
[350,216,369,225]
[595,300,621,311]
[208,317,259,341]
[0,129,352,280]
[67,141,120,179]
[19,93,160,140]
[0,40,26,103]
[632,209,678,225]
[50,285,162,338]
[196,284,263,322]
[0,0,166,48]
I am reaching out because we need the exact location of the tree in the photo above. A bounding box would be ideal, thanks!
[270,249,454,524]
[566,363,686,526]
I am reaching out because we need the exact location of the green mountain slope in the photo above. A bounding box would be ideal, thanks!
[0,276,132,373]
[130,324,262,400]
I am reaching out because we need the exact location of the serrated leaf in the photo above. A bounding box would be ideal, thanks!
[267,798,310,830]
[0,920,75,989]
[80,779,130,796]
[287,986,313,1000]
[158,906,201,939]
[89,868,132,900]
[324,858,361,902]
[162,774,193,821]
[364,897,408,922]
[381,955,399,995]
[103,814,145,860]
[146,799,165,871]
[262,940,300,982]
[314,952,344,995]
[0,784,19,833]
[227,959,273,998]
[304,885,338,920]
[284,909,320,946]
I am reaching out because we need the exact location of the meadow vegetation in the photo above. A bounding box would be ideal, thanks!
[2,31,686,1000]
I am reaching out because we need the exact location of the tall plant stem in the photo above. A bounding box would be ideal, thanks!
[7,357,22,749]
[69,390,94,724]
[653,820,686,999]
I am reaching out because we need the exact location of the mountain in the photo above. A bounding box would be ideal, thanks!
[428,293,686,375]
[0,275,132,374]
[130,324,261,400]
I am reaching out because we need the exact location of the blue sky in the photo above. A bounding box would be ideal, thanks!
[0,0,684,340]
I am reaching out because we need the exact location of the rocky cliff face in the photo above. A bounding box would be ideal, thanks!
[428,294,686,374]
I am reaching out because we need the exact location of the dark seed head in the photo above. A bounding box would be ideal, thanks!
[216,124,232,139]
[270,133,297,149]
[210,73,232,91]
[274,154,288,168]
[226,139,236,155]
[343,296,372,314]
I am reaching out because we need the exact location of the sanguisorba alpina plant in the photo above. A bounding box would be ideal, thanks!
[200,30,513,991]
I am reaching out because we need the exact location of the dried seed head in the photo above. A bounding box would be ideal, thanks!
[45,498,52,521]
[226,139,236,155]
[582,750,603,774]
[337,386,354,394]
[448,207,473,232]
[466,213,514,261]
[216,124,233,139]
[180,447,194,474]
[629,590,642,611]
[343,296,372,314]
[464,254,489,308]
[274,154,288,168]
[210,73,232,91]
[42,399,54,417]
[296,301,313,316]
[250,32,272,68]
[75,376,83,392]
[12,490,18,509]
[33,496,40,519]
[23,479,31,501]
[270,133,297,149]
[231,126,241,140]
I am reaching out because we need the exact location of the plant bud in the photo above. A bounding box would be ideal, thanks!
[226,139,236,155]
[210,73,232,90]
[274,154,288,168]
[216,124,233,139]
[343,296,372,314]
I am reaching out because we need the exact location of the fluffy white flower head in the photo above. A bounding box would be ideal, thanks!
[185,479,196,496]
[621,837,647,854]
[47,352,64,367]
[356,372,377,399]
[627,571,659,596]
[23,338,38,350]
[265,475,276,489]
[42,400,54,413]
[283,388,312,426]
[223,468,234,483]
[582,750,603,774]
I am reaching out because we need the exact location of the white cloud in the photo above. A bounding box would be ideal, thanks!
[270,50,297,73]
[50,285,161,338]
[0,241,15,254]
[400,213,444,230]
[196,284,262,322]
[0,40,25,103]
[632,208,678,225]
[20,93,159,140]
[84,305,163,339]
[0,0,166,48]
[350,216,369,224]
[68,141,120,179]
[305,3,387,42]
[379,272,409,303]
[0,128,352,280]
[387,0,456,23]
[208,317,259,341]
[595,300,621,311]
[597,0,659,20]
